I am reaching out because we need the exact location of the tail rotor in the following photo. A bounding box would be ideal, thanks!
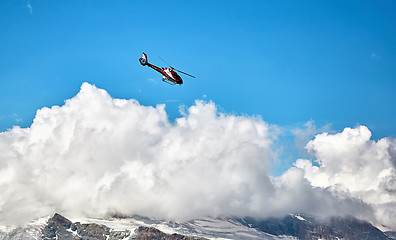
[139,53,148,66]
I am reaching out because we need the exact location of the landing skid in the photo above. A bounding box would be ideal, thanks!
[162,79,177,85]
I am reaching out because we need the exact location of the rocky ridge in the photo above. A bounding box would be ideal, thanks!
[41,213,205,240]
[240,214,396,240]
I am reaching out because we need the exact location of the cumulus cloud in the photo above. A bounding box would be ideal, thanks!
[0,83,276,224]
[292,120,332,153]
[296,126,396,229]
[0,83,390,230]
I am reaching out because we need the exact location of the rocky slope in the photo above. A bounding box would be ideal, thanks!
[41,213,206,240]
[240,214,395,240]
[0,213,395,240]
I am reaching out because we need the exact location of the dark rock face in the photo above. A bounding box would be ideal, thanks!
[71,222,110,240]
[135,226,207,240]
[42,213,77,240]
[241,215,392,240]
[70,222,110,240]
[42,213,130,240]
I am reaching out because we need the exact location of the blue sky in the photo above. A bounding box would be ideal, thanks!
[1,1,395,172]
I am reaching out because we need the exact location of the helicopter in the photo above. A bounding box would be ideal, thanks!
[139,52,195,85]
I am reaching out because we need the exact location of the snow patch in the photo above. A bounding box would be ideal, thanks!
[294,215,307,222]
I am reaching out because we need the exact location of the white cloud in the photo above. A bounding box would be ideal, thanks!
[296,126,396,229]
[27,1,32,14]
[0,83,390,230]
[13,113,22,123]
[0,83,276,224]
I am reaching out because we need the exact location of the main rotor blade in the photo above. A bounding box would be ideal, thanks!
[159,56,195,78]
[174,68,196,78]
[158,56,172,68]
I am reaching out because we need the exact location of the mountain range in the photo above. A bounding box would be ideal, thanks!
[0,213,395,240]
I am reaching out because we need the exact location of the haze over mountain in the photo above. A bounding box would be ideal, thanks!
[0,83,395,231]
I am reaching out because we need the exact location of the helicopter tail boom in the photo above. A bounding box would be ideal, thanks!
[139,53,163,74]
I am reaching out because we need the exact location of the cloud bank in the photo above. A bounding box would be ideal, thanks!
[0,83,394,230]
[295,126,396,229]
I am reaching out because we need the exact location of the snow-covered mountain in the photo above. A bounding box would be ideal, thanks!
[0,213,394,240]
[0,214,292,240]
